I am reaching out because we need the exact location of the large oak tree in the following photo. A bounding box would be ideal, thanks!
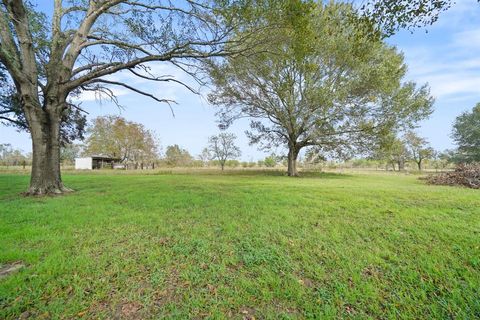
[208,2,434,176]
[0,0,261,195]
[1,66,87,145]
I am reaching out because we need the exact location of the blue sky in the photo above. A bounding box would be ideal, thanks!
[1,0,479,161]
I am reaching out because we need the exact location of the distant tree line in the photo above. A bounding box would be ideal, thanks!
[53,116,288,170]
[7,100,479,172]
[1,0,478,192]
[0,144,31,167]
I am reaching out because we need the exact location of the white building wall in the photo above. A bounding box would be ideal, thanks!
[75,157,93,170]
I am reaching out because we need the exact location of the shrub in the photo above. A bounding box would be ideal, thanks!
[424,163,480,189]
[264,156,277,167]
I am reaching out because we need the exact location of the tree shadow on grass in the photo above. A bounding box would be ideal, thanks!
[143,168,355,180]
[216,169,354,180]
[298,171,354,179]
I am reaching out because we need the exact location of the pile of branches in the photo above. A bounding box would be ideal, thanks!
[424,163,480,189]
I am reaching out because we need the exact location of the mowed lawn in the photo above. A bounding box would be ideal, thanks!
[0,172,479,319]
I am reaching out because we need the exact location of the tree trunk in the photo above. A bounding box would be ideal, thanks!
[287,146,299,177]
[220,161,225,171]
[26,107,71,195]
[397,160,404,171]
[417,160,422,171]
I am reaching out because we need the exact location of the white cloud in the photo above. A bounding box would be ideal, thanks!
[451,28,480,50]
[416,72,480,98]
[401,28,480,100]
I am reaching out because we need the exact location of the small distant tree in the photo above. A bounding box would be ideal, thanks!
[263,155,277,168]
[432,150,454,171]
[208,133,241,170]
[198,148,211,167]
[225,159,241,168]
[0,143,12,162]
[0,143,29,166]
[375,134,410,171]
[451,103,480,163]
[164,145,193,167]
[60,144,83,165]
[404,131,434,171]
[84,116,159,165]
[391,140,410,171]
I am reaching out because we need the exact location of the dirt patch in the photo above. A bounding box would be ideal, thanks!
[344,304,356,315]
[116,301,143,319]
[153,268,182,307]
[362,265,383,279]
[0,261,25,279]
[239,306,256,320]
[295,271,316,289]
[297,277,315,288]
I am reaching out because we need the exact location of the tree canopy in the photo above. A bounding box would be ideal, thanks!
[208,132,241,170]
[0,66,86,145]
[452,103,480,163]
[362,0,455,36]
[84,115,159,164]
[373,134,410,171]
[164,144,193,167]
[208,1,434,176]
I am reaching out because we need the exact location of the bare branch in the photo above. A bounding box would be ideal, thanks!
[85,78,177,116]
[128,67,200,95]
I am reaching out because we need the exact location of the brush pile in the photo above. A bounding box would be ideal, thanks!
[424,163,480,189]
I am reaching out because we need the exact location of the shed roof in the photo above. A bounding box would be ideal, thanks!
[86,155,121,161]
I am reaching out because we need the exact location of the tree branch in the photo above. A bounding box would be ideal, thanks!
[128,67,200,95]
[85,78,177,116]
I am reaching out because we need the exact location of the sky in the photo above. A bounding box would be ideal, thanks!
[1,0,479,161]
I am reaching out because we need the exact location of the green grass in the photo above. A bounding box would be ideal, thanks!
[0,172,479,319]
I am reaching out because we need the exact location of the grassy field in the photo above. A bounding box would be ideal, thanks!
[0,171,479,319]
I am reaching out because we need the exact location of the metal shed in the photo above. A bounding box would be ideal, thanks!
[75,156,121,170]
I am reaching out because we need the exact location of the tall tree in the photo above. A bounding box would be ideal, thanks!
[0,0,262,195]
[208,132,241,170]
[84,116,158,164]
[451,103,480,163]
[208,2,433,176]
[404,131,434,170]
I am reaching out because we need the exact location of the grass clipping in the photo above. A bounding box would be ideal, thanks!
[424,163,480,189]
